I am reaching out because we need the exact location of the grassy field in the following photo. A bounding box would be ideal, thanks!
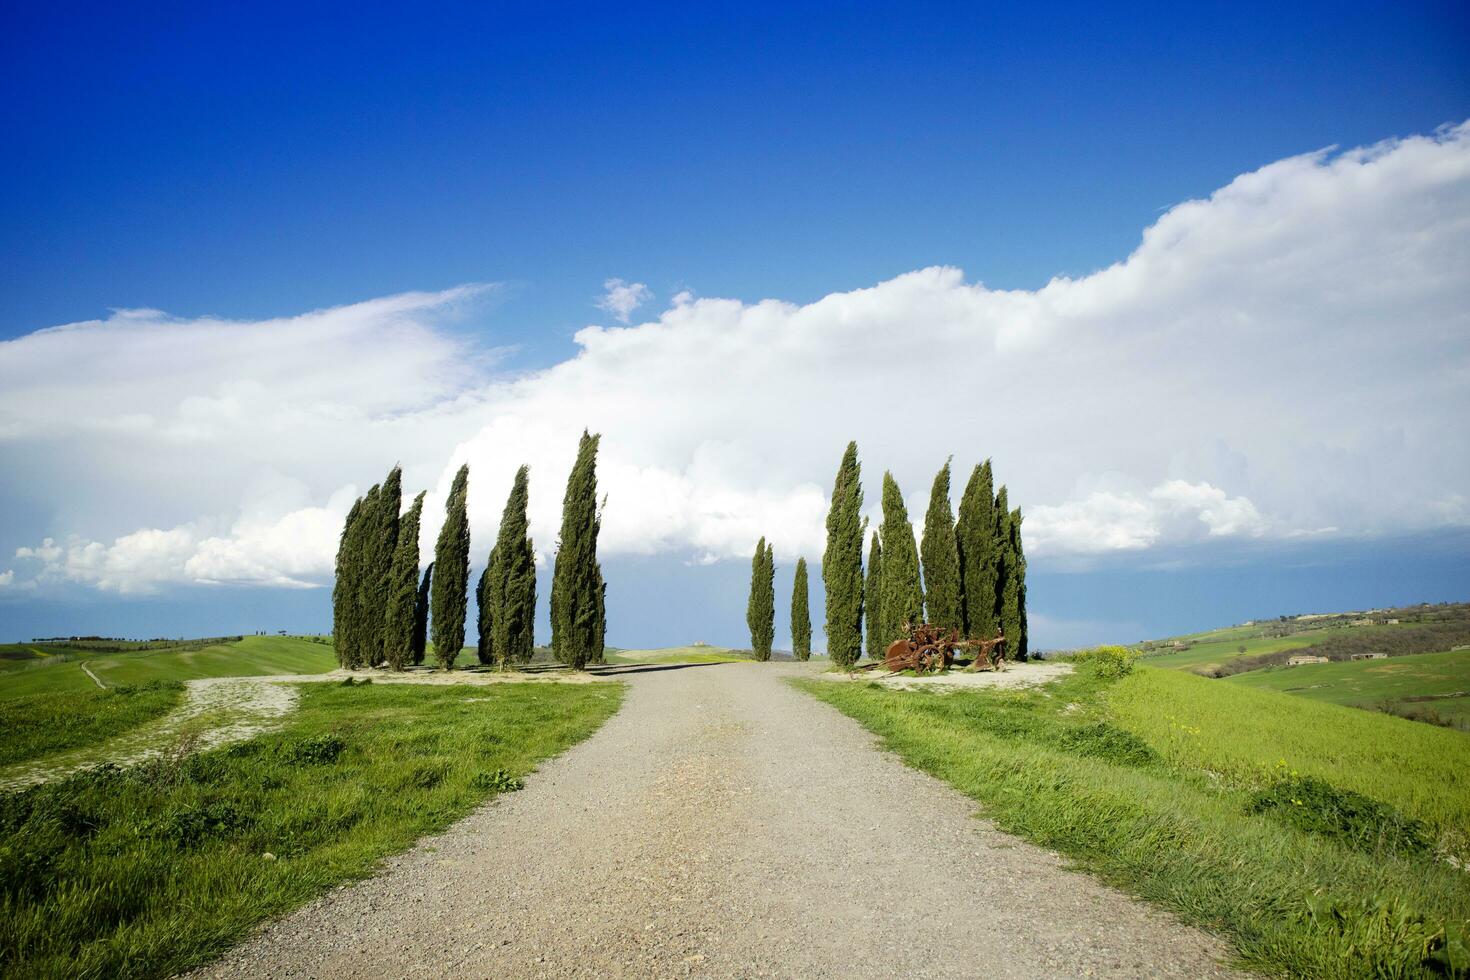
[0,636,338,699]
[603,644,749,665]
[1226,649,1470,729]
[0,679,624,979]
[1142,631,1324,672]
[797,659,1470,978]
[0,682,187,768]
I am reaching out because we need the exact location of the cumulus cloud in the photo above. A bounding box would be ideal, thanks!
[596,278,653,323]
[3,122,1468,595]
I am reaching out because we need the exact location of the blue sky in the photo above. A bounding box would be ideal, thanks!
[1,2,1467,647]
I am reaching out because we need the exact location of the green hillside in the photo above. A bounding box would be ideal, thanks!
[0,636,338,699]
[1226,648,1470,729]
[802,657,1470,977]
[603,644,749,665]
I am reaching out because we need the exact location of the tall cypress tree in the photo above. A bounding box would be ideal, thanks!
[591,561,605,664]
[551,432,603,670]
[361,466,401,666]
[992,483,1011,644]
[340,484,379,669]
[384,491,424,671]
[864,533,883,659]
[878,472,924,645]
[411,562,433,666]
[822,442,865,668]
[747,538,775,661]
[486,466,535,669]
[920,459,963,631]
[475,559,495,665]
[956,460,999,639]
[791,556,811,661]
[431,465,470,670]
[332,497,364,668]
[1001,506,1028,660]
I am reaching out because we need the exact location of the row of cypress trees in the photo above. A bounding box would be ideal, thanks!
[331,431,607,671]
[820,442,1028,667]
[745,543,814,662]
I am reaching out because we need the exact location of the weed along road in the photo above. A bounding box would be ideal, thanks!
[191,662,1240,979]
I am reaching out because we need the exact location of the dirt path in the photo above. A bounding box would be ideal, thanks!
[190,662,1242,979]
[0,677,302,791]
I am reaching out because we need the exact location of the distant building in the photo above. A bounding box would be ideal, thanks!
[1286,655,1330,666]
[1349,652,1387,661]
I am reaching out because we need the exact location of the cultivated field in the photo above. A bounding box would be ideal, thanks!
[1227,648,1470,729]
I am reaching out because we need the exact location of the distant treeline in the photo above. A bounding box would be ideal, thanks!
[29,636,244,654]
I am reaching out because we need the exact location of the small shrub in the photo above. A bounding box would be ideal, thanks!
[473,769,526,793]
[280,734,345,766]
[339,676,372,687]
[1057,722,1160,767]
[140,800,251,847]
[1247,776,1430,857]
[1299,894,1467,977]
[470,768,523,793]
[1070,645,1139,678]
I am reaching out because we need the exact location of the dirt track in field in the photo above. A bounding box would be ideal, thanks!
[188,661,1241,978]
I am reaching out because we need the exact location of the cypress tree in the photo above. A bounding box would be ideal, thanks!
[475,559,494,665]
[956,460,999,639]
[551,432,603,670]
[747,538,775,661]
[361,466,401,666]
[791,557,811,661]
[340,484,379,669]
[591,561,605,664]
[383,491,423,671]
[821,442,865,668]
[992,484,1011,644]
[431,465,470,670]
[1001,506,1028,660]
[920,459,963,632]
[487,466,535,669]
[878,472,923,644]
[332,497,364,668]
[864,533,883,659]
[411,562,433,665]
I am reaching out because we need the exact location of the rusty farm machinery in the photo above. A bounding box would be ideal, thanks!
[857,621,1007,675]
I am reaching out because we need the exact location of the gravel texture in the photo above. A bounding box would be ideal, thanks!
[186,661,1243,979]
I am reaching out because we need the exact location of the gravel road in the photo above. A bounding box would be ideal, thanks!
[188,661,1242,979]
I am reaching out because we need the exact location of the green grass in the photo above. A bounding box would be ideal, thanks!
[796,663,1470,978]
[0,636,338,700]
[1226,649,1470,728]
[603,644,750,665]
[0,679,623,979]
[1143,631,1324,672]
[0,683,187,768]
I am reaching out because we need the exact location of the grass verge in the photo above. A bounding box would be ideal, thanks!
[0,682,186,768]
[794,663,1470,978]
[0,679,623,979]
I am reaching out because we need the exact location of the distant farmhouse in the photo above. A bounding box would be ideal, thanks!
[1286,654,1330,666]
[1349,652,1388,661]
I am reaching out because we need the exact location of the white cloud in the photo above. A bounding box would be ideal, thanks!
[3,122,1469,594]
[1026,480,1266,555]
[596,278,653,323]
